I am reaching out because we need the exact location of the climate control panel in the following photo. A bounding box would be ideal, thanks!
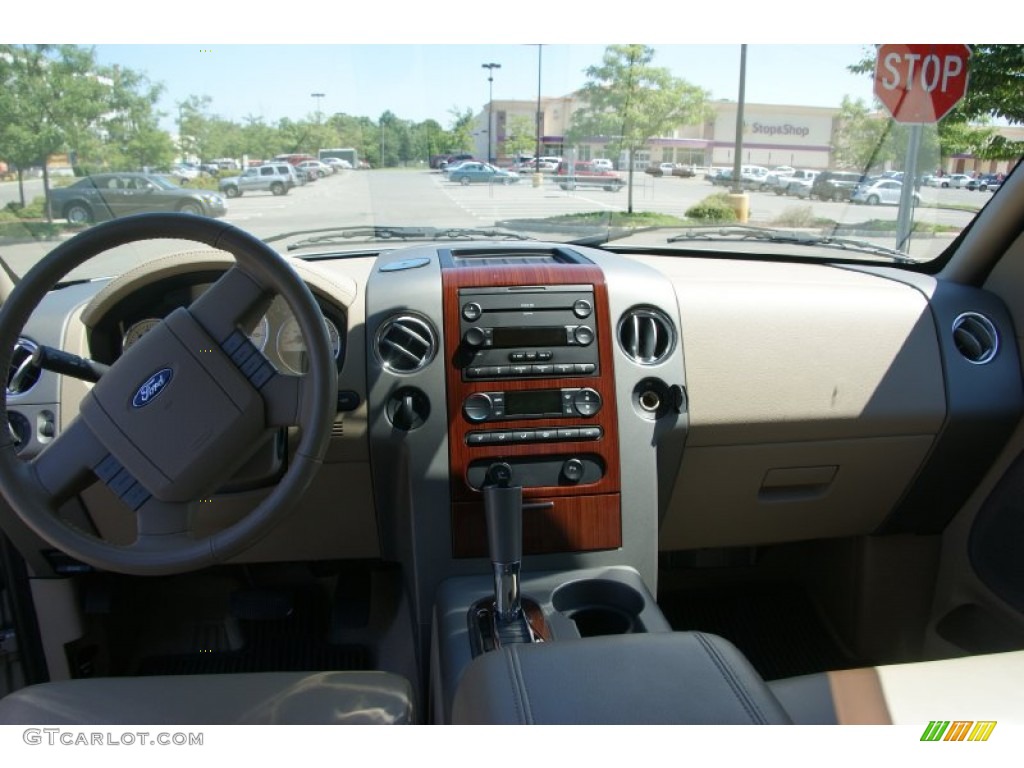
[463,388,603,423]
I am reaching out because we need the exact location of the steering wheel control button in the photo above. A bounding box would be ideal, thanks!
[462,302,483,321]
[572,389,602,417]
[573,299,593,318]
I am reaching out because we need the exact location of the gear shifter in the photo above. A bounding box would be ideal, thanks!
[482,462,522,623]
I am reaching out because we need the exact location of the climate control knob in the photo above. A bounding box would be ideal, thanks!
[463,393,493,422]
[572,388,602,417]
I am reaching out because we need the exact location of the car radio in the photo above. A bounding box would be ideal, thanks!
[457,285,599,379]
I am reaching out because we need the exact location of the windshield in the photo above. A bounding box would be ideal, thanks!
[1,41,1020,279]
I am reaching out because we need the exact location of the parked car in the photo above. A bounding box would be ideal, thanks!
[48,172,227,224]
[438,153,475,170]
[761,170,795,194]
[554,161,625,191]
[671,165,696,178]
[323,157,352,171]
[297,160,333,179]
[940,174,972,188]
[447,162,520,185]
[967,174,1003,192]
[218,163,298,197]
[851,179,921,206]
[810,170,866,202]
[779,170,819,195]
[707,168,735,186]
[645,162,677,177]
[591,158,614,171]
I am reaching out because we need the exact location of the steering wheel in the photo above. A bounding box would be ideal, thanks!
[0,213,337,575]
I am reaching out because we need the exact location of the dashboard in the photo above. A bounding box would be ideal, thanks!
[4,239,1023,631]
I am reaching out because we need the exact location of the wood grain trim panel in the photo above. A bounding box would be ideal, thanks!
[441,257,621,556]
[452,494,622,558]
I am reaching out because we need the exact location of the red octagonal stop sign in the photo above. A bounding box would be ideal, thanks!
[874,44,971,123]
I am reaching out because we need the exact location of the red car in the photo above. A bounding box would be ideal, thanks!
[555,161,625,192]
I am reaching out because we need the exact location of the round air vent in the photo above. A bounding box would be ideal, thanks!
[8,339,41,396]
[618,308,675,365]
[952,312,999,365]
[374,314,437,373]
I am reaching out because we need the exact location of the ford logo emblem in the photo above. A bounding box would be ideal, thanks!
[131,368,173,408]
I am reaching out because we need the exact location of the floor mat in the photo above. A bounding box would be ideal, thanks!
[135,589,371,676]
[657,583,860,680]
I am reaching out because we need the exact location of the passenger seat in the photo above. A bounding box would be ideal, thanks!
[768,650,1024,724]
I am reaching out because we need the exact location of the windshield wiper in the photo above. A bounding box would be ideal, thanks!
[264,225,534,251]
[666,225,918,264]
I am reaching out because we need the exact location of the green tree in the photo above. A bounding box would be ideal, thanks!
[96,66,174,170]
[502,115,536,158]
[446,107,475,153]
[849,45,1023,161]
[0,45,111,216]
[568,45,710,212]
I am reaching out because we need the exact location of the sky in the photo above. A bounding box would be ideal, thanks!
[4,1,979,132]
[82,44,878,131]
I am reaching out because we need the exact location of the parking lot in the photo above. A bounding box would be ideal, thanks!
[0,169,984,278]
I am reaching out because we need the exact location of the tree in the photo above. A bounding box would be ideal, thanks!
[849,45,1023,161]
[446,107,475,153]
[0,45,111,216]
[502,115,536,158]
[568,45,710,212]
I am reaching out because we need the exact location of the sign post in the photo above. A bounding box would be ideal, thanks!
[873,45,970,253]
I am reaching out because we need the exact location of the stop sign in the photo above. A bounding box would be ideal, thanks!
[874,44,971,123]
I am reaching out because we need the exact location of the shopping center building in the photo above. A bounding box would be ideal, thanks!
[474,95,1021,175]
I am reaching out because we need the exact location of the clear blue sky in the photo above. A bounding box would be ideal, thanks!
[83,45,877,131]
[5,3,969,131]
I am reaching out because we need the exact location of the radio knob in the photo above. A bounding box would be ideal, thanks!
[463,393,493,422]
[561,458,585,484]
[463,327,487,348]
[462,302,483,321]
[572,388,602,417]
[573,325,595,346]
[573,299,593,318]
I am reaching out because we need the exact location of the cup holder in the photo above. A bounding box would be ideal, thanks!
[551,579,646,637]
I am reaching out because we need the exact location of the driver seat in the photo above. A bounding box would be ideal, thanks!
[0,670,414,724]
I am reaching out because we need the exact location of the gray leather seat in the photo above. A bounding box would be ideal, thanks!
[0,670,414,724]
[453,632,791,724]
[769,649,1024,725]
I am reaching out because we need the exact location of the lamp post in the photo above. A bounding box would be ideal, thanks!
[534,45,543,188]
[310,92,325,125]
[481,63,501,163]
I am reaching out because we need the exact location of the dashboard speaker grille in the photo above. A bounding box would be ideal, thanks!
[375,314,437,373]
[8,339,40,396]
[618,308,675,365]
[952,312,999,365]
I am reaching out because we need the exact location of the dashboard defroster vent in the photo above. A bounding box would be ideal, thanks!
[8,339,41,396]
[375,314,437,373]
[952,312,999,365]
[618,308,675,365]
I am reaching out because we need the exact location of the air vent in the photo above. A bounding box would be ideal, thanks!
[375,314,437,373]
[952,312,999,365]
[8,339,41,396]
[618,308,675,365]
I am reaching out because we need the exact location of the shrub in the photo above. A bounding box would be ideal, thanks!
[686,193,738,222]
[770,206,817,228]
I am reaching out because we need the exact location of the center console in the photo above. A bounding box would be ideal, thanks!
[365,241,690,714]
[441,247,623,558]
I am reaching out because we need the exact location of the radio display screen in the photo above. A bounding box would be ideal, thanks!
[491,326,566,348]
[505,389,562,416]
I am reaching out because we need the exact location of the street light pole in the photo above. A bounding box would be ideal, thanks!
[534,45,543,188]
[481,63,501,163]
[310,92,325,125]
